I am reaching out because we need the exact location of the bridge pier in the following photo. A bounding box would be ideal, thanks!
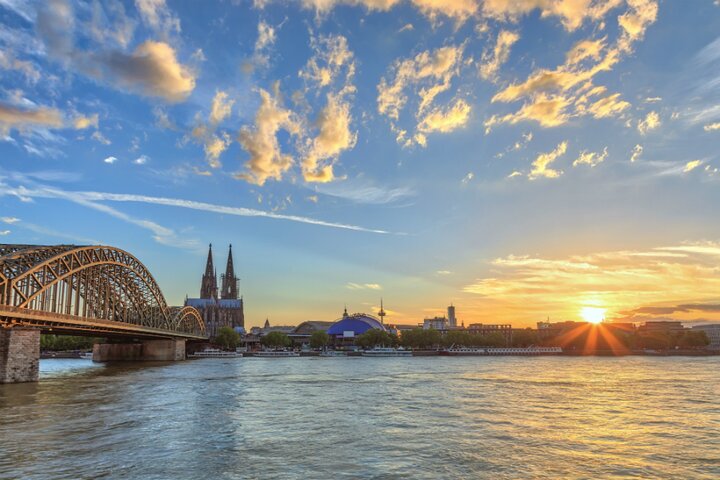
[93,339,186,362]
[0,327,40,384]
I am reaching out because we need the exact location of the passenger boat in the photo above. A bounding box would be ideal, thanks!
[442,347,562,356]
[253,350,300,357]
[318,350,348,357]
[79,352,94,360]
[188,348,243,358]
[362,347,413,357]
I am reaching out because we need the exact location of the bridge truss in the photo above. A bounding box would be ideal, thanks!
[0,245,206,339]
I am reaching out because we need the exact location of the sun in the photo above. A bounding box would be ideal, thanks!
[581,307,606,324]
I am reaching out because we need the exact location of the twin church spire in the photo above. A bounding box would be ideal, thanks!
[200,244,239,300]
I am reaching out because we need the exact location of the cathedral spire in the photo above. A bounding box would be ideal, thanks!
[200,244,218,299]
[221,244,239,300]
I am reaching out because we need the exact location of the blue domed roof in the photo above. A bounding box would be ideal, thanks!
[327,314,386,336]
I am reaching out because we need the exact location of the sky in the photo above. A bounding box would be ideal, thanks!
[1,0,720,328]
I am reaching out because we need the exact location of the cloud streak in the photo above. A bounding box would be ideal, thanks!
[0,177,395,234]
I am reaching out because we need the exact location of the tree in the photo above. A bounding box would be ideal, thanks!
[443,330,472,347]
[40,335,99,351]
[511,328,539,347]
[638,332,671,350]
[309,330,330,349]
[401,329,442,349]
[355,329,397,349]
[678,331,710,348]
[261,331,291,349]
[215,326,241,350]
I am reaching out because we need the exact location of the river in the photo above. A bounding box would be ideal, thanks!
[1,356,719,479]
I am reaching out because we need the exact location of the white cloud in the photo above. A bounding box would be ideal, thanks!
[637,110,660,134]
[529,141,567,179]
[573,147,608,167]
[134,0,180,38]
[0,230,10,235]
[683,160,703,173]
[378,44,467,147]
[0,102,63,134]
[209,90,234,125]
[346,282,382,290]
[236,86,301,185]
[302,94,357,183]
[0,180,394,234]
[36,2,196,103]
[299,35,358,183]
[73,113,99,130]
[480,30,520,81]
[704,122,720,131]
[314,179,414,205]
[153,106,176,129]
[91,130,111,145]
[103,156,118,164]
[1,217,20,224]
[0,49,40,84]
[134,155,149,165]
[631,144,643,162]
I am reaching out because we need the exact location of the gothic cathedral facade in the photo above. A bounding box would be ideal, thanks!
[185,244,245,338]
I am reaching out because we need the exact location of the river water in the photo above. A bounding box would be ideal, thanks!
[1,356,719,479]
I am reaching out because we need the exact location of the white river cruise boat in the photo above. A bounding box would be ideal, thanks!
[318,350,348,357]
[443,347,562,356]
[253,350,300,357]
[362,347,413,357]
[188,348,243,358]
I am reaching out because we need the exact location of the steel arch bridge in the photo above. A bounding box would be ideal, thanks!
[0,244,206,340]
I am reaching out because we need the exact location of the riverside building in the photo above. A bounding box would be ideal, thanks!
[185,244,245,338]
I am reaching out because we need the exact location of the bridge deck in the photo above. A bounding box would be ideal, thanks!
[0,305,207,340]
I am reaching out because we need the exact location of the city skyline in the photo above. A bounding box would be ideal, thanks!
[1,0,720,328]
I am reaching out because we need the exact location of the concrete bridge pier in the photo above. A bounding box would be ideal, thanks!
[0,327,41,384]
[93,339,186,362]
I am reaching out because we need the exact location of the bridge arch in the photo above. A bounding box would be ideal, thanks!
[0,244,204,337]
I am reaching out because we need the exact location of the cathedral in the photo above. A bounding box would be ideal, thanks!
[185,244,245,338]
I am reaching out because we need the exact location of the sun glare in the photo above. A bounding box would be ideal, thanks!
[581,307,606,324]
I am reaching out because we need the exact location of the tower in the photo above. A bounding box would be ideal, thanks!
[448,304,456,328]
[220,244,239,300]
[200,244,218,299]
[378,299,386,324]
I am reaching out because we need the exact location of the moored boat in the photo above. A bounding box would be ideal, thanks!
[442,347,562,356]
[362,347,413,357]
[253,350,300,357]
[318,350,348,357]
[188,348,243,358]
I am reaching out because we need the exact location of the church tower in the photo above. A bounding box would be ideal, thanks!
[200,244,218,299]
[220,244,239,300]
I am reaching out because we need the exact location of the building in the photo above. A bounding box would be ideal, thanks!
[537,321,584,340]
[422,305,459,330]
[448,304,457,328]
[423,316,448,330]
[638,321,685,335]
[467,323,513,344]
[289,321,335,346]
[185,244,244,338]
[691,324,720,349]
[326,308,387,346]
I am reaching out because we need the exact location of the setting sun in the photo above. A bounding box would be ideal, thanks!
[581,307,606,324]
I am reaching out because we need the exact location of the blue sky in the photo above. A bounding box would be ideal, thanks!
[1,0,720,327]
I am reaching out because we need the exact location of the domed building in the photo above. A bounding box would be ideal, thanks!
[327,308,387,346]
